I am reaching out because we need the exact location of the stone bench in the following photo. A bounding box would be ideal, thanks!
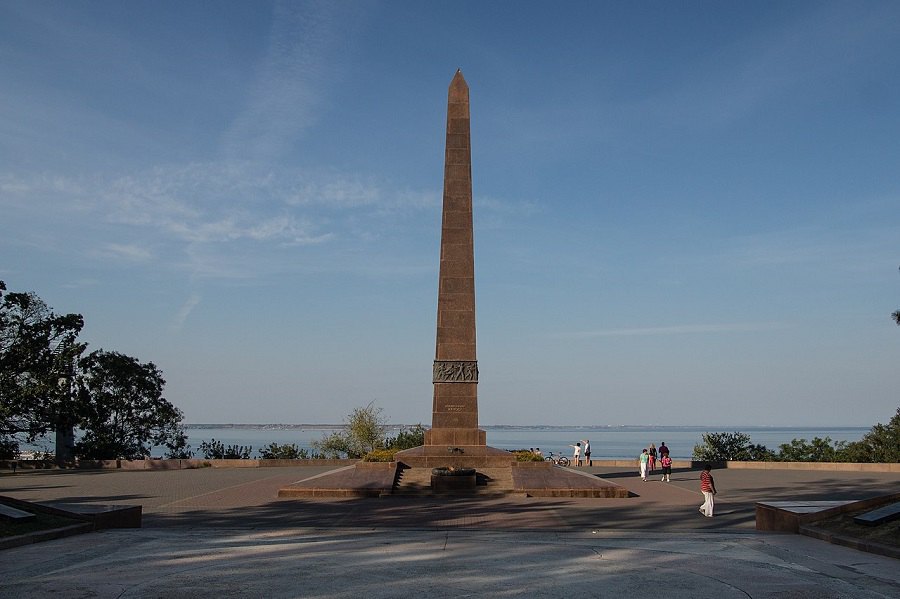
[853,501,900,526]
[0,502,36,522]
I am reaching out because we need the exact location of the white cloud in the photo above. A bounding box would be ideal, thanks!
[219,0,347,161]
[90,243,153,263]
[172,292,201,330]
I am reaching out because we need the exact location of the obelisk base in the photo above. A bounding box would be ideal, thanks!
[394,443,515,469]
[424,427,486,446]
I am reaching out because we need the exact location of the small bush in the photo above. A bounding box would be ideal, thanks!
[259,443,309,460]
[384,424,426,450]
[512,449,544,462]
[363,448,396,462]
[198,438,253,460]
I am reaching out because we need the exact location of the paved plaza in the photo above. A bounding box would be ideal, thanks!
[1,465,899,597]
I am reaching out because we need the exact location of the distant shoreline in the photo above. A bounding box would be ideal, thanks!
[185,423,870,431]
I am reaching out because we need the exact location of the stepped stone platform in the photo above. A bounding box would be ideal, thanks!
[278,463,397,498]
[393,444,516,468]
[277,460,628,499]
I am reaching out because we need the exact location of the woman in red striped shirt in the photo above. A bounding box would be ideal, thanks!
[699,463,717,517]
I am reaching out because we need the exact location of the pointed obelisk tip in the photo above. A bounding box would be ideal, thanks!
[450,68,468,93]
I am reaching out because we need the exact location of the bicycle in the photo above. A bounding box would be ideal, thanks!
[544,452,570,467]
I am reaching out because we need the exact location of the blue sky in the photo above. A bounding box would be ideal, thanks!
[2,1,898,427]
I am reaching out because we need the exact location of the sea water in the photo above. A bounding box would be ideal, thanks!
[19,425,868,460]
[172,425,868,460]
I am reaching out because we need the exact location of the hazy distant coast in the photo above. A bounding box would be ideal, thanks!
[186,423,863,432]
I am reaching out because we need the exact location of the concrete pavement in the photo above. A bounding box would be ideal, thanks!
[1,464,899,598]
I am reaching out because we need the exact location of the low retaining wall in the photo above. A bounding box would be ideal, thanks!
[4,458,897,472]
[725,461,900,473]
[73,458,358,470]
[591,460,900,473]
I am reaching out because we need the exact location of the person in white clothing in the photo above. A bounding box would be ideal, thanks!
[568,442,582,467]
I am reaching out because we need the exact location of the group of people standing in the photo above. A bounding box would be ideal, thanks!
[556,439,718,517]
[638,443,718,517]
[639,442,672,482]
[567,439,591,466]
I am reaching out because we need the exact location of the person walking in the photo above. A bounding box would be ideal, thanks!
[639,448,649,481]
[659,442,669,460]
[582,439,592,466]
[569,442,582,467]
[648,443,657,473]
[660,453,672,482]
[699,463,717,517]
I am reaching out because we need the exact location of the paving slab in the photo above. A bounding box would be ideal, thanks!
[2,526,899,598]
[1,465,899,598]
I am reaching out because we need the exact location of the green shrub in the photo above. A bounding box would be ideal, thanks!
[259,443,309,460]
[384,424,426,450]
[512,449,544,462]
[362,448,396,462]
[198,438,252,459]
[692,432,773,461]
[777,437,844,462]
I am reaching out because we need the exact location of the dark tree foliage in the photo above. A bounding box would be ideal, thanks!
[75,350,186,460]
[777,437,845,462]
[0,281,86,443]
[258,442,308,459]
[692,431,773,461]
[694,407,900,464]
[0,435,18,459]
[851,407,900,463]
[383,424,426,450]
[198,438,253,459]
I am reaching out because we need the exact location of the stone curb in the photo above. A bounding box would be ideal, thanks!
[800,525,900,560]
[0,523,94,552]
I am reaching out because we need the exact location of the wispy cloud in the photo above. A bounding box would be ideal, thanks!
[90,243,153,263]
[1,161,438,279]
[219,0,350,161]
[558,322,786,339]
[723,225,900,275]
[172,292,201,330]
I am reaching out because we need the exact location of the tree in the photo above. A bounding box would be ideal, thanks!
[692,431,772,461]
[384,424,426,450]
[346,402,387,455]
[75,350,186,460]
[198,439,252,459]
[0,281,86,459]
[312,402,388,459]
[777,437,844,462]
[853,407,900,463]
[259,443,309,459]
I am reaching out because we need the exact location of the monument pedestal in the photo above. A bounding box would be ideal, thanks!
[424,427,486,446]
[394,444,515,468]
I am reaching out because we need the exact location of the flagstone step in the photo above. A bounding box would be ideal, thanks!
[393,467,515,496]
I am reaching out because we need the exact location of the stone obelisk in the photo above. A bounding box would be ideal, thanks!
[424,69,486,449]
[394,69,512,468]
